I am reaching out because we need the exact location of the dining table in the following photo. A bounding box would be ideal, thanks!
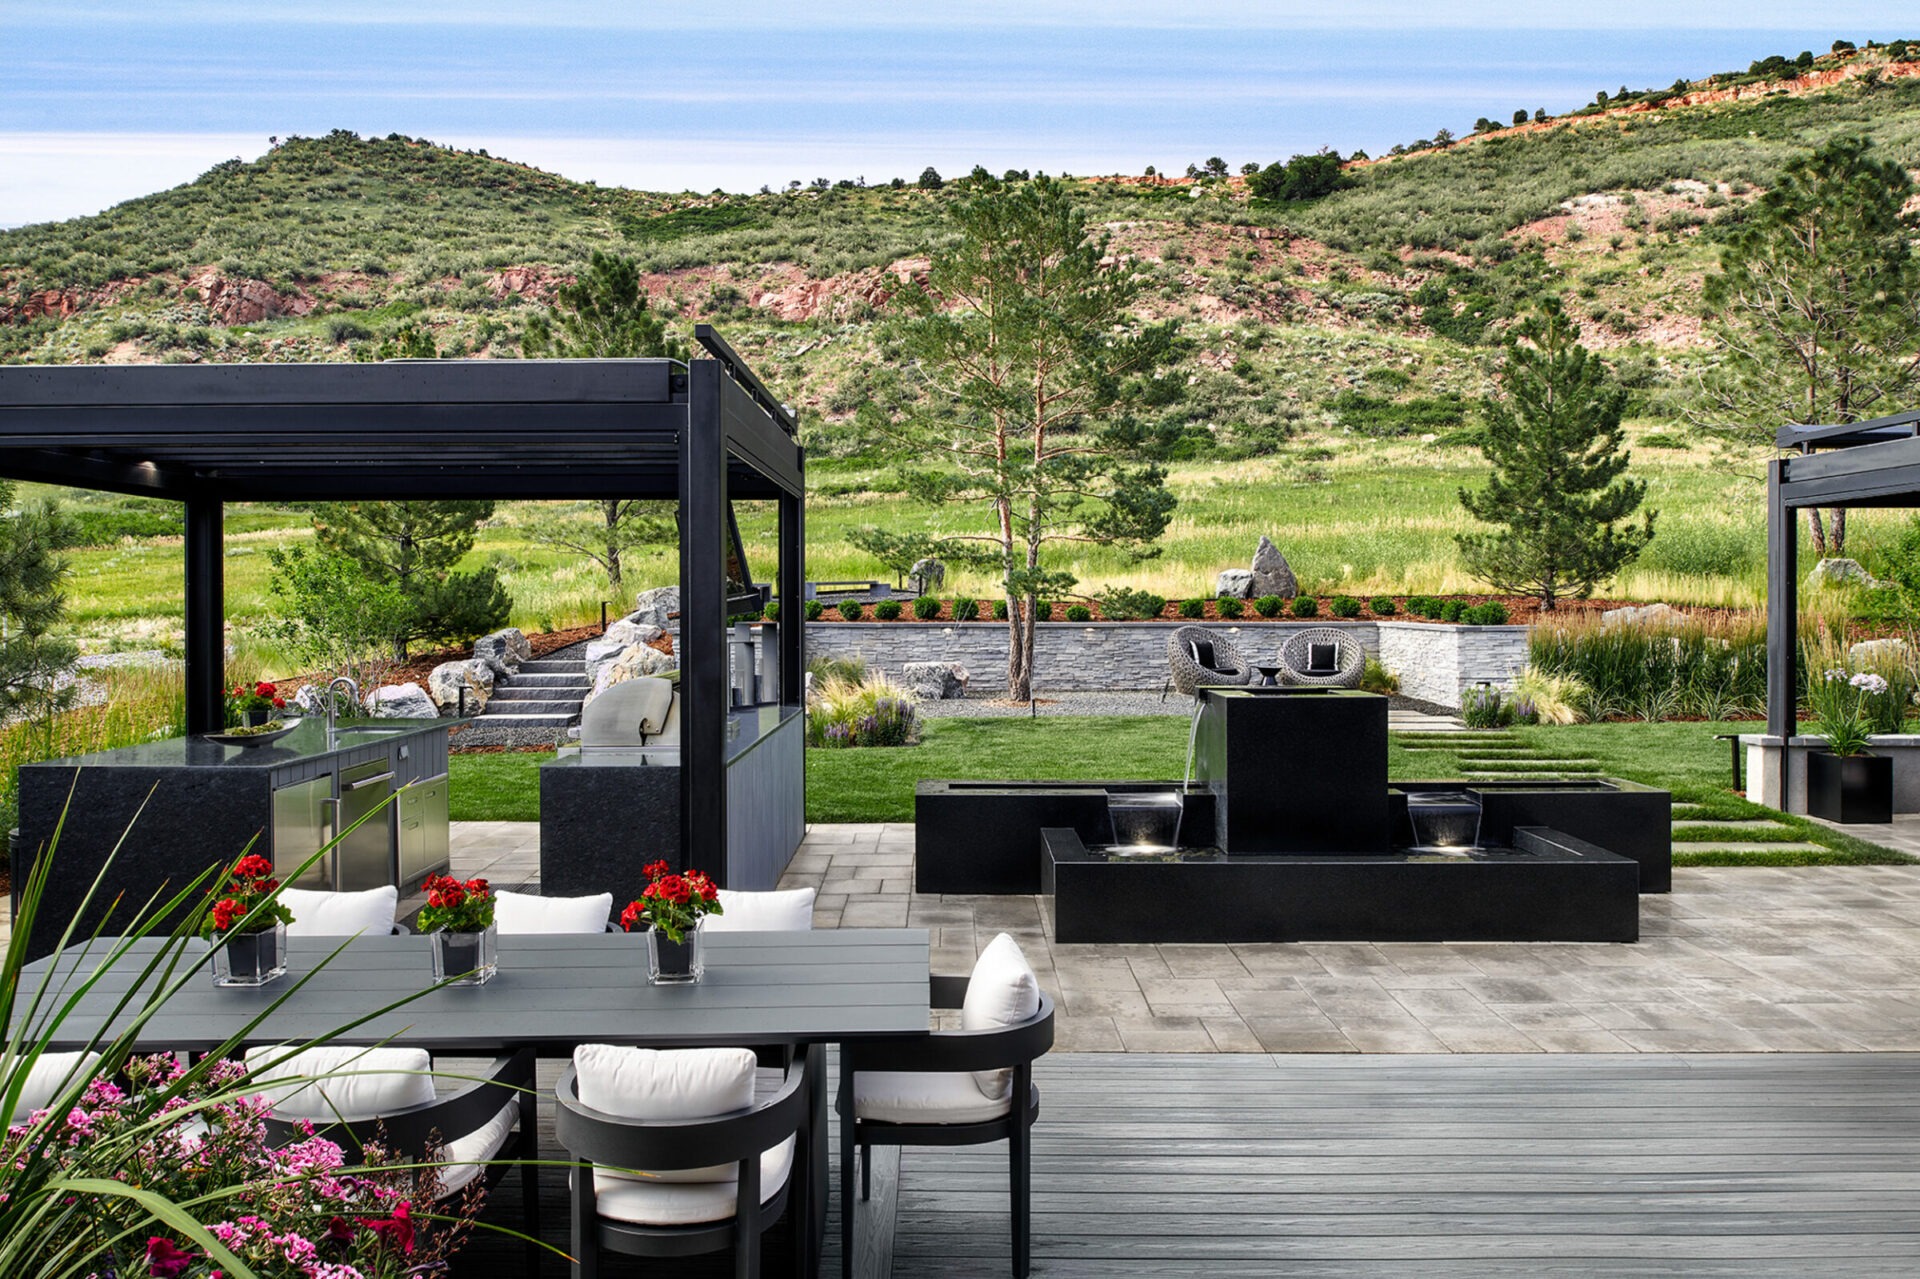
[17,927,934,1276]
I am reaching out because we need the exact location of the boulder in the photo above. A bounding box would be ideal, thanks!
[473,627,529,678]
[587,642,681,706]
[603,618,665,650]
[907,557,946,596]
[629,585,681,630]
[1249,536,1299,599]
[427,659,495,715]
[1215,569,1256,599]
[582,639,628,686]
[1806,558,1888,591]
[901,661,969,701]
[364,682,439,719]
[290,683,335,717]
[1850,637,1910,666]
[1601,602,1688,629]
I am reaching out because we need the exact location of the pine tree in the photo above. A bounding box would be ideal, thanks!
[1457,301,1654,610]
[0,480,77,725]
[313,501,508,658]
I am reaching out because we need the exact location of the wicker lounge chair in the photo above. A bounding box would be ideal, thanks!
[1167,626,1255,697]
[1278,627,1367,688]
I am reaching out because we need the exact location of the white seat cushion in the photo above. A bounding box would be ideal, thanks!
[962,933,1041,1101]
[282,886,398,937]
[584,1135,794,1226]
[436,1100,520,1196]
[8,1051,101,1126]
[495,890,612,935]
[572,1044,772,1187]
[853,1070,1014,1125]
[704,887,816,933]
[244,1044,435,1122]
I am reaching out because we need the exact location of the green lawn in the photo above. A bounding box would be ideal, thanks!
[448,717,1912,866]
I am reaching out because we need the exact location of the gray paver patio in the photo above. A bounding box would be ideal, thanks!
[444,821,1920,1055]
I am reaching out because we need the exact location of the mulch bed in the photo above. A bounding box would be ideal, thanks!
[811,595,1736,625]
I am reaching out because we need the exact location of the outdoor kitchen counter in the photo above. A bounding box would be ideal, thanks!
[13,718,461,960]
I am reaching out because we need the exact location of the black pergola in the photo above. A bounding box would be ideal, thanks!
[0,326,805,884]
[1764,408,1920,804]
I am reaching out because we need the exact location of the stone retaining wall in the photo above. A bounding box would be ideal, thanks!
[804,619,1529,708]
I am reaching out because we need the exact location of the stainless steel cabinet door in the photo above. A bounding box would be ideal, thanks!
[271,774,334,889]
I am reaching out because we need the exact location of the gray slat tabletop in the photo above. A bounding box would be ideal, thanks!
[16,930,932,1053]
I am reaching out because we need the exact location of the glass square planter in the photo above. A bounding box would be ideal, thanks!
[430,924,498,986]
[213,922,287,988]
[647,921,704,984]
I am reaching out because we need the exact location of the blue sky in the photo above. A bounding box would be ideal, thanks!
[3,2,1915,226]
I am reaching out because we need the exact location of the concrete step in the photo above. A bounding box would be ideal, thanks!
[1676,841,1829,854]
[491,684,588,700]
[470,711,575,727]
[1670,818,1792,830]
[480,699,581,716]
[513,663,587,677]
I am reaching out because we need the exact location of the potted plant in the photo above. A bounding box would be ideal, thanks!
[227,679,286,727]
[203,853,293,986]
[1807,669,1894,824]
[418,873,498,985]
[621,859,723,983]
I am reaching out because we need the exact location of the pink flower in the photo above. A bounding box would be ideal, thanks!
[366,1201,415,1254]
[145,1236,195,1278]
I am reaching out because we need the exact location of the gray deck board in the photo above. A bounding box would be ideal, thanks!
[452,1051,1920,1277]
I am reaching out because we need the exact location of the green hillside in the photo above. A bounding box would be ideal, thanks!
[5,48,1920,649]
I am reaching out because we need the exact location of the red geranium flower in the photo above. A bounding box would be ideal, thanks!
[145,1236,195,1278]
[619,901,644,931]
[366,1202,415,1255]
[325,1216,357,1246]
[644,859,670,878]
[234,854,274,880]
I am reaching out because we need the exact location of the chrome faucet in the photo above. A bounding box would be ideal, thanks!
[325,675,361,734]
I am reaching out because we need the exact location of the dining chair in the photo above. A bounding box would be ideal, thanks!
[6,1050,102,1125]
[704,887,817,932]
[556,1044,810,1279]
[248,1042,540,1270]
[837,933,1055,1279]
[281,885,406,936]
[495,889,614,935]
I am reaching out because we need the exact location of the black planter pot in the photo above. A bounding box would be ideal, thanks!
[242,708,271,727]
[1807,751,1893,824]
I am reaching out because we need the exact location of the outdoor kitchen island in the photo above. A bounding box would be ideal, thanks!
[12,717,456,960]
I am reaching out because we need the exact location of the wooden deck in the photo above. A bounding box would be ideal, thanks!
[458,1051,1920,1277]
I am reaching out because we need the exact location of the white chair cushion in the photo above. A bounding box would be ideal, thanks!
[573,1045,758,1183]
[853,1070,1014,1125]
[494,890,612,935]
[704,887,816,933]
[436,1100,519,1196]
[8,1051,101,1126]
[962,933,1040,1101]
[584,1135,794,1226]
[244,1044,435,1122]
[282,886,399,937]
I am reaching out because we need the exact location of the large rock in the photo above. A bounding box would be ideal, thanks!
[290,683,335,717]
[473,627,530,678]
[603,618,665,650]
[1850,637,1910,666]
[1806,558,1888,591]
[901,661,970,701]
[427,659,495,715]
[587,641,681,705]
[1214,569,1256,599]
[1249,536,1298,599]
[364,682,439,719]
[907,558,946,596]
[629,585,681,630]
[1601,602,1688,629]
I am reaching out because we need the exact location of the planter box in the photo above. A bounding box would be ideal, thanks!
[1806,751,1893,825]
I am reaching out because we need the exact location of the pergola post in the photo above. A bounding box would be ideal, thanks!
[680,360,729,883]
[183,494,224,735]
[1765,457,1798,802]
[778,485,805,706]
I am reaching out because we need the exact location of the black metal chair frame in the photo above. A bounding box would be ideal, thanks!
[555,1054,811,1279]
[838,976,1056,1279]
[261,1046,540,1273]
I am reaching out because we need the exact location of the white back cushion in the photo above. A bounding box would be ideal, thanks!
[574,1045,757,1183]
[962,933,1040,1100]
[244,1044,435,1122]
[283,886,398,937]
[704,887,816,933]
[495,890,612,935]
[8,1051,101,1126]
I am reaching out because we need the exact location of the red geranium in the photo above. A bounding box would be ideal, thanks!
[622,860,723,942]
[201,851,292,939]
[226,679,281,721]
[145,1237,196,1279]
[365,1202,415,1255]
[418,874,494,934]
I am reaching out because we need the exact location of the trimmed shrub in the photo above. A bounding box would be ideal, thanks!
[952,597,979,622]
[1064,604,1093,622]
[1177,597,1206,619]
[1037,601,1057,621]
[763,601,781,621]
[992,599,1009,620]
[873,599,902,621]
[912,595,941,620]
[1369,595,1397,616]
[838,599,865,621]
[1439,600,1466,623]
[804,600,826,622]
[1289,595,1318,618]
[1215,595,1244,619]
[1408,595,1443,619]
[1462,601,1510,625]
[1329,595,1362,618]
[1253,595,1285,618]
[1100,587,1167,620]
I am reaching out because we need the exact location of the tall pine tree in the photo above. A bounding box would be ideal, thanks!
[313,501,509,659]
[0,481,77,724]
[1457,300,1654,610]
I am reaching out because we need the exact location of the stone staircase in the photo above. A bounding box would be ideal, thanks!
[474,654,590,731]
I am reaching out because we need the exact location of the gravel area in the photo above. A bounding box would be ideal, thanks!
[450,722,570,750]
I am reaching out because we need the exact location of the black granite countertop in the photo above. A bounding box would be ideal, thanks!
[24,718,458,771]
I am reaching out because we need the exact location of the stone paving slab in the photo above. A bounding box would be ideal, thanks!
[435,821,1920,1053]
